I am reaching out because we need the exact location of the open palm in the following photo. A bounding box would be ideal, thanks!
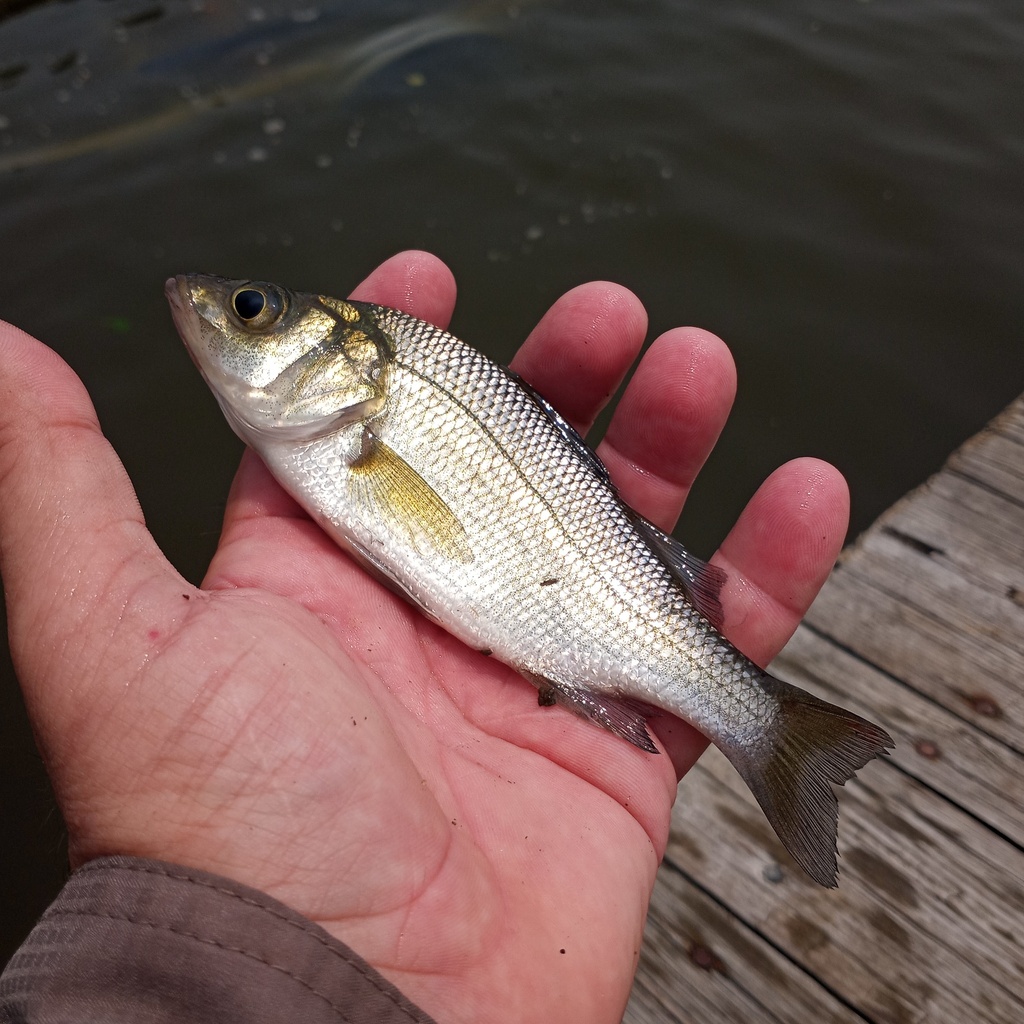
[0,252,848,1024]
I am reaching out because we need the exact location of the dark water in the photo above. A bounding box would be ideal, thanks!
[2,0,1022,960]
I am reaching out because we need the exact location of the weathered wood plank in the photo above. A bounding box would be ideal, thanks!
[774,626,1024,847]
[804,439,1024,750]
[875,471,1024,593]
[992,395,1024,442]
[661,748,1023,1023]
[951,394,1024,462]
[942,393,1024,503]
[852,526,1024,659]
[625,394,1024,1024]
[624,864,864,1024]
[947,430,1024,505]
[804,542,1024,751]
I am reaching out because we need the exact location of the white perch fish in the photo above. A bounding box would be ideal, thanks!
[167,273,894,887]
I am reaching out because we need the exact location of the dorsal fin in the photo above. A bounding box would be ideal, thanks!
[632,513,727,630]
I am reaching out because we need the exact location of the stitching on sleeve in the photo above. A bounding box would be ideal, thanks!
[70,860,430,1022]
[47,906,360,1022]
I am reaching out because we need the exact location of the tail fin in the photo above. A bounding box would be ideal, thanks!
[724,675,894,887]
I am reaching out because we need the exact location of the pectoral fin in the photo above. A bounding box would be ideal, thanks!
[351,431,473,563]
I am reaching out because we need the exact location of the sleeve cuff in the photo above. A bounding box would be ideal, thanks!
[1,855,439,1024]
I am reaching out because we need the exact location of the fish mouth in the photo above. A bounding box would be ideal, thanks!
[165,274,215,382]
[165,273,220,362]
[164,274,186,299]
[164,274,195,334]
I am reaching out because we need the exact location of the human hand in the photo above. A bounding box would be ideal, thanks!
[0,251,848,1024]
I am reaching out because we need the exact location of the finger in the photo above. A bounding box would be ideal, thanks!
[0,321,184,742]
[596,327,736,532]
[714,457,850,666]
[509,282,648,433]
[650,717,710,784]
[347,250,457,327]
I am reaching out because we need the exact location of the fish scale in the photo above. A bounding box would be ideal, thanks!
[375,310,690,630]
[167,273,894,887]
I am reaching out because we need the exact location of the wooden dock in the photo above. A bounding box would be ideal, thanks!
[624,396,1024,1024]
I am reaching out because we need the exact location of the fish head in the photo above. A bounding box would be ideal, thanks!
[166,273,392,444]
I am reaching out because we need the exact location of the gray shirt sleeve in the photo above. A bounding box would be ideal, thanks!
[0,855,439,1024]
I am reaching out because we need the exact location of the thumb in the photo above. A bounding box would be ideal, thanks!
[0,320,186,765]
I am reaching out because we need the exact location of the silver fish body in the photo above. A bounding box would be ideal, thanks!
[167,273,893,886]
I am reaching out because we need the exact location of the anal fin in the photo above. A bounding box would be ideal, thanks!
[527,673,658,754]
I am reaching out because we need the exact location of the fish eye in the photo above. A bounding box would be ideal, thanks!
[230,285,285,328]
[233,288,265,320]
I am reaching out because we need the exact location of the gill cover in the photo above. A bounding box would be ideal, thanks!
[167,274,393,442]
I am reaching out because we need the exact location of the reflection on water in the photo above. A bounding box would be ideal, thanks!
[0,0,509,171]
[2,0,1023,961]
